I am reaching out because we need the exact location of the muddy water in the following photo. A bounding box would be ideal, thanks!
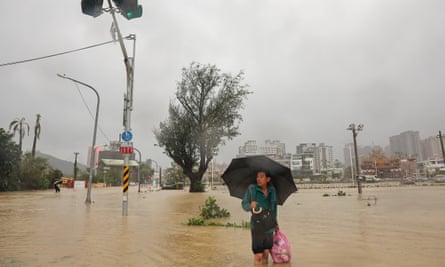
[0,186,444,267]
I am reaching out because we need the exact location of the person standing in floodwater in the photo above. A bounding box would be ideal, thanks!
[242,170,278,265]
[54,180,62,192]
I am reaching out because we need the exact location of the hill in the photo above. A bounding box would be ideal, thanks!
[36,151,88,177]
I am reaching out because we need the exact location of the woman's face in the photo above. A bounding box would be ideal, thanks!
[256,171,270,187]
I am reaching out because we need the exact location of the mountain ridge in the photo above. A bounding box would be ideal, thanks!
[36,151,88,177]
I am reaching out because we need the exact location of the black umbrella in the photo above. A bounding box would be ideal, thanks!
[221,155,297,205]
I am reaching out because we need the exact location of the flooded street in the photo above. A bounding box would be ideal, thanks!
[1,185,444,266]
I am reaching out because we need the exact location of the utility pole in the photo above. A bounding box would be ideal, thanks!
[80,0,142,215]
[74,152,80,179]
[347,123,364,194]
[58,74,100,204]
[438,131,445,166]
[133,147,142,193]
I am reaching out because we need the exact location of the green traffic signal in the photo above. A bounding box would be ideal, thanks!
[112,0,143,20]
[125,5,143,19]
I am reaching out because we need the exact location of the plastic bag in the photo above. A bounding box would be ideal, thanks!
[271,230,291,263]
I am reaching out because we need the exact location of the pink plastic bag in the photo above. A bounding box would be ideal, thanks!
[271,230,291,263]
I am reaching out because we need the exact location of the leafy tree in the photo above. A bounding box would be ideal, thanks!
[9,117,30,154]
[0,128,21,191]
[48,169,64,184]
[31,114,42,158]
[20,153,52,190]
[155,62,250,192]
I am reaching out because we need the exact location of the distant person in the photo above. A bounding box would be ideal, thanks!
[54,179,62,193]
[242,170,278,265]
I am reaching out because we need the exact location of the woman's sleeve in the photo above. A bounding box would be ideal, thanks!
[272,187,278,221]
[241,185,253,212]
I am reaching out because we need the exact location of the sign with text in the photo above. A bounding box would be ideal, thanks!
[119,146,134,154]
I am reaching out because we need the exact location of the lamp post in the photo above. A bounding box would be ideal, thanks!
[74,152,79,179]
[133,147,142,193]
[57,74,99,203]
[149,159,162,188]
[437,131,445,166]
[347,123,364,194]
[348,144,354,186]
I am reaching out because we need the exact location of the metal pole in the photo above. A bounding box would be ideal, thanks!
[57,74,100,204]
[106,0,135,216]
[74,152,79,179]
[159,167,162,187]
[211,159,214,189]
[347,123,363,194]
[133,147,142,193]
[438,131,445,166]
[348,144,354,186]
[352,128,362,194]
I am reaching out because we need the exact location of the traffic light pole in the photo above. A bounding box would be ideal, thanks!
[106,0,135,216]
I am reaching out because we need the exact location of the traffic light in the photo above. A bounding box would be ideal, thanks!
[81,0,104,17]
[113,0,143,20]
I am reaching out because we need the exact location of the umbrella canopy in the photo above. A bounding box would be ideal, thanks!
[221,155,297,205]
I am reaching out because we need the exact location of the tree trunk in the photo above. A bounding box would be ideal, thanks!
[31,134,37,158]
[188,173,204,192]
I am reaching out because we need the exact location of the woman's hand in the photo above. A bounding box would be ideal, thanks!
[250,201,258,209]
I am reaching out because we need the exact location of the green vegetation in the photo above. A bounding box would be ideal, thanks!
[0,128,21,191]
[322,190,348,197]
[199,196,230,219]
[187,196,249,228]
[154,62,251,192]
[337,190,346,196]
[0,128,64,191]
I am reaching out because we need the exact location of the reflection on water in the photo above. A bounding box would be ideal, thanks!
[0,186,444,266]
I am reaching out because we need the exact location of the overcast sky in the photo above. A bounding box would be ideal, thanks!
[1,0,444,168]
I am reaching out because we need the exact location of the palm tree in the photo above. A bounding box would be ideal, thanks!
[9,117,30,154]
[31,114,42,158]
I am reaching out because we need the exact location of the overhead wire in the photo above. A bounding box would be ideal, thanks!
[0,36,135,145]
[72,82,112,144]
[0,40,116,67]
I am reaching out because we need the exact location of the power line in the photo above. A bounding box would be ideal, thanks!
[0,39,116,67]
[73,82,111,143]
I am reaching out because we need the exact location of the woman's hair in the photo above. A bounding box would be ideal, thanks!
[257,170,271,178]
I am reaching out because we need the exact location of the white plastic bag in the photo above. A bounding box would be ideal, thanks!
[271,229,291,263]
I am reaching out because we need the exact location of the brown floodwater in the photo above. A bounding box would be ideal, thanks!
[0,185,444,266]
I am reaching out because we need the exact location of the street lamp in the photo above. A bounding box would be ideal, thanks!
[437,131,445,166]
[57,74,100,204]
[149,159,162,188]
[133,147,142,193]
[74,152,79,179]
[347,123,364,194]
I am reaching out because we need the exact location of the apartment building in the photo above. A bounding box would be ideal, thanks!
[389,131,422,161]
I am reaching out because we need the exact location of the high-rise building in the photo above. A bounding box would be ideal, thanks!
[294,143,333,174]
[315,143,334,172]
[343,143,354,168]
[421,136,442,160]
[237,140,286,158]
[237,140,290,168]
[389,131,422,160]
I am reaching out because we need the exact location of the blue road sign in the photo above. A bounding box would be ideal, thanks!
[122,131,133,142]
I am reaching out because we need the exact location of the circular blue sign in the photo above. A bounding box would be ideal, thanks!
[122,131,133,142]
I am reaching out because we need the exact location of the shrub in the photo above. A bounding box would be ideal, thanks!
[200,196,230,219]
[337,190,346,196]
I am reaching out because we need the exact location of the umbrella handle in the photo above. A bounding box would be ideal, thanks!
[252,207,263,214]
